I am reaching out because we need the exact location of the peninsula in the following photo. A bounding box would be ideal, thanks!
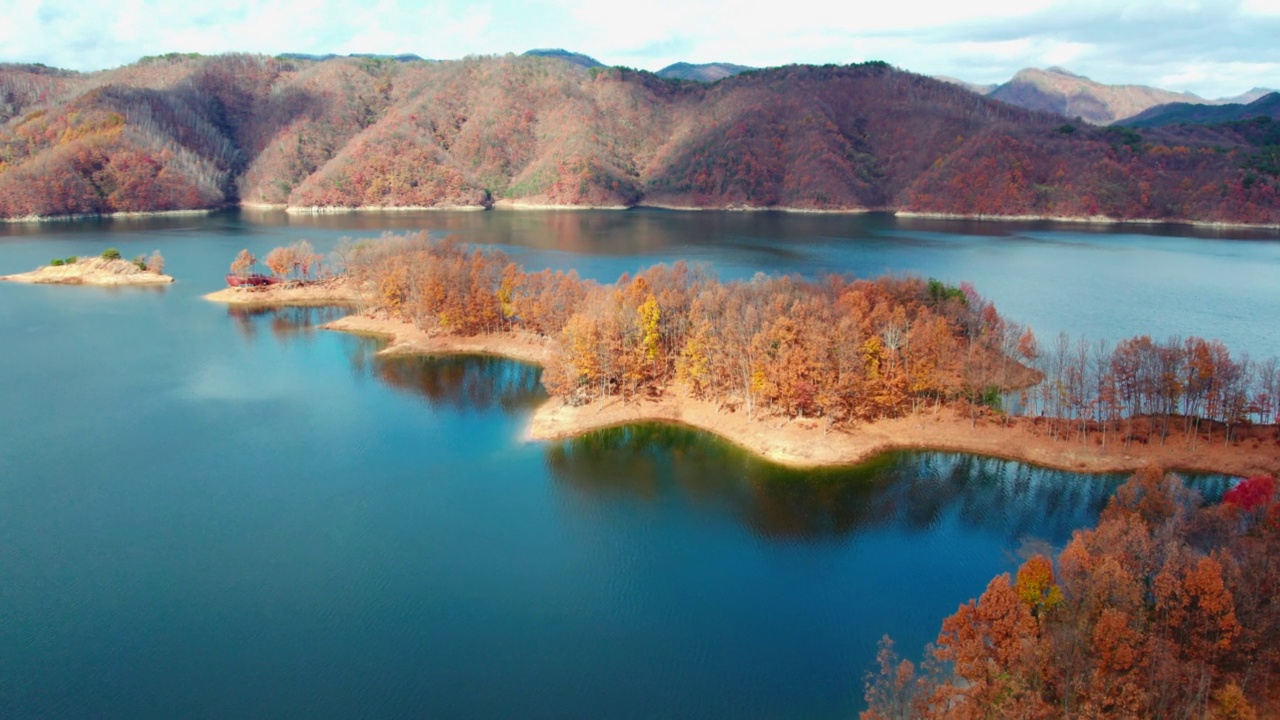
[205,234,1280,477]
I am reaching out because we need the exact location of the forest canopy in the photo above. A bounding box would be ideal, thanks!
[268,232,1280,439]
[3,54,1278,222]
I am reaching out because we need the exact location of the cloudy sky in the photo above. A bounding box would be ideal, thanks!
[2,0,1277,98]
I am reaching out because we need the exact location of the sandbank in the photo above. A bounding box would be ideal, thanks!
[321,314,555,364]
[2,258,174,285]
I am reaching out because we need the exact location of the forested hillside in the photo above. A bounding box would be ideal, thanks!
[864,468,1280,718]
[1123,92,1280,128]
[1,54,1277,224]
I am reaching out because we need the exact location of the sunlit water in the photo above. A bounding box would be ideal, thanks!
[0,210,1261,718]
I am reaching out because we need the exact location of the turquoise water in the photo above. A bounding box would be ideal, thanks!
[0,210,1259,718]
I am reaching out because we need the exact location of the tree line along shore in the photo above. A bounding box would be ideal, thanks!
[204,232,1280,477]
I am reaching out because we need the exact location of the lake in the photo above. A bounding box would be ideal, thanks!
[0,209,1264,718]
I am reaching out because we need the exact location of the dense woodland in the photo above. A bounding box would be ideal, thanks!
[863,468,1280,718]
[3,54,1279,222]
[241,233,1280,439]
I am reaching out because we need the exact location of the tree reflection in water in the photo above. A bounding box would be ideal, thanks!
[228,305,546,415]
[226,304,351,345]
[545,424,1234,543]
[372,354,545,415]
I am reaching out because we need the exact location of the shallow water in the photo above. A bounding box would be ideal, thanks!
[0,210,1261,717]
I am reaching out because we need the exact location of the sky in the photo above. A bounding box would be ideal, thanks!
[2,0,1277,98]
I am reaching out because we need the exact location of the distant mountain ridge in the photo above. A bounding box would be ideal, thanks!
[0,54,1276,225]
[656,62,755,82]
[934,76,997,95]
[1122,92,1280,128]
[521,49,604,69]
[938,67,1276,126]
[277,52,426,63]
[988,67,1205,125]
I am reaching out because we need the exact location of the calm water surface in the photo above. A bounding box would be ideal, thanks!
[0,210,1262,718]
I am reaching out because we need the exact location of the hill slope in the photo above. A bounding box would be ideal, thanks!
[988,67,1206,125]
[656,62,755,82]
[1122,92,1280,128]
[520,49,603,69]
[0,56,1277,224]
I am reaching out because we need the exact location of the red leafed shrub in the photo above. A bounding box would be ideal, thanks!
[1223,474,1276,511]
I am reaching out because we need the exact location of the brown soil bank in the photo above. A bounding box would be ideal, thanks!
[2,258,174,285]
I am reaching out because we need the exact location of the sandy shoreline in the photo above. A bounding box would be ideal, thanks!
[2,259,174,285]
[201,277,365,306]
[322,314,555,364]
[224,201,1280,230]
[308,311,1279,476]
[283,204,486,215]
[528,394,1280,476]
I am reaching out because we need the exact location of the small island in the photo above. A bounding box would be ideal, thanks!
[202,244,361,305]
[2,248,172,286]
[205,233,1280,478]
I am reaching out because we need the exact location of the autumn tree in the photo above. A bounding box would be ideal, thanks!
[263,245,294,279]
[229,248,256,277]
[871,470,1280,718]
[145,250,165,274]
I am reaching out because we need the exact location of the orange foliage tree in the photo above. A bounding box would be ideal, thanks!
[864,468,1280,718]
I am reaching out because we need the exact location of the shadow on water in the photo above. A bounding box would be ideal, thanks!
[545,423,1236,543]
[230,305,548,416]
[369,354,546,415]
[226,304,350,344]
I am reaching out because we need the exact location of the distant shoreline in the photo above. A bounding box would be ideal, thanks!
[5,203,1277,231]
[201,286,1279,476]
[1,208,215,224]
[282,204,487,215]
[893,211,1280,231]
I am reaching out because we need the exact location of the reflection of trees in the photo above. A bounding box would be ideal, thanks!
[545,424,1234,543]
[225,305,546,416]
[226,305,350,344]
[372,355,545,415]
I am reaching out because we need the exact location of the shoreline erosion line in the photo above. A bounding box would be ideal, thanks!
[9,204,1274,231]
[205,285,1280,477]
[245,202,1280,230]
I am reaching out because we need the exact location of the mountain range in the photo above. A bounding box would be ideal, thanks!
[522,50,756,82]
[939,66,1276,125]
[0,53,1275,224]
[1122,92,1280,128]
